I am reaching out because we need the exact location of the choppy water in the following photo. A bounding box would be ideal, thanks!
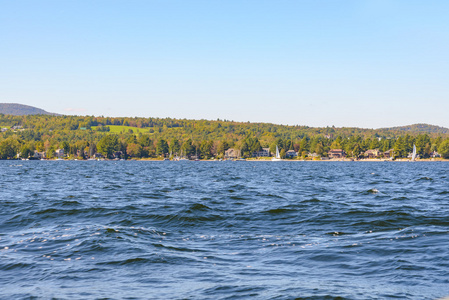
[1,161,449,299]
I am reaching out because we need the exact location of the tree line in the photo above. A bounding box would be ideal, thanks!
[1,114,449,159]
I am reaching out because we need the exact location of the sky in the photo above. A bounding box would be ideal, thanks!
[1,0,449,128]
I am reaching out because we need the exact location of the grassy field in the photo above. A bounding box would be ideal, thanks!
[91,125,150,134]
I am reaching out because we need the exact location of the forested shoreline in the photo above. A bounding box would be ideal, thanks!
[1,114,449,160]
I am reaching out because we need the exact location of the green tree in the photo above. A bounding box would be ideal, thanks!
[199,140,213,158]
[315,142,324,156]
[352,144,361,158]
[169,138,180,155]
[280,148,286,159]
[0,137,20,159]
[47,146,55,159]
[61,141,70,154]
[250,138,262,153]
[299,138,308,153]
[330,140,341,149]
[20,144,33,158]
[438,139,449,159]
[89,143,97,157]
[394,137,406,158]
[217,141,229,156]
[156,138,169,156]
[181,139,194,156]
[138,135,152,147]
[369,138,380,149]
[97,135,120,158]
[423,143,431,158]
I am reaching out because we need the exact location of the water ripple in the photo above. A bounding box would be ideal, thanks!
[1,161,449,299]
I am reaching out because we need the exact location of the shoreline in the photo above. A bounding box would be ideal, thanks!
[7,158,449,162]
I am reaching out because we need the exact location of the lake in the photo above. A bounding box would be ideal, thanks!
[1,161,448,299]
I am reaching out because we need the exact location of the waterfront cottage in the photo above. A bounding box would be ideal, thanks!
[383,149,394,158]
[93,153,104,159]
[430,151,441,158]
[33,151,46,159]
[285,150,298,158]
[328,149,346,159]
[55,149,64,158]
[252,148,270,157]
[113,151,123,159]
[225,148,240,160]
[364,149,382,159]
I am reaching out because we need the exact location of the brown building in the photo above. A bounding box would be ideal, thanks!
[364,149,382,158]
[383,149,394,158]
[328,149,346,159]
[225,148,240,160]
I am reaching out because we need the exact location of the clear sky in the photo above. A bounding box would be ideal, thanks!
[1,0,448,128]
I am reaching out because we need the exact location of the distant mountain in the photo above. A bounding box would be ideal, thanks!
[382,123,449,134]
[0,103,59,116]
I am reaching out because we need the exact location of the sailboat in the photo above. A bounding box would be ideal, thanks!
[179,150,188,161]
[271,145,282,161]
[411,144,417,161]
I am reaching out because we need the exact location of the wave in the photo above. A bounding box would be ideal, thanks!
[2,161,449,299]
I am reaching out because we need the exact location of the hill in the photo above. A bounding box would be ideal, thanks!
[0,103,58,116]
[382,123,449,134]
[1,112,449,160]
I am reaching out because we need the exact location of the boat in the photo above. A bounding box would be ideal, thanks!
[271,145,282,161]
[411,144,417,161]
[178,150,189,161]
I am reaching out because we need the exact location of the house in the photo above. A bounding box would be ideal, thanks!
[430,151,441,158]
[364,149,382,159]
[285,150,298,158]
[76,149,86,157]
[113,151,123,159]
[1,128,7,132]
[55,149,64,158]
[308,152,319,158]
[407,152,419,159]
[383,149,394,158]
[34,151,46,159]
[93,153,104,159]
[252,148,270,157]
[328,149,346,159]
[225,148,240,159]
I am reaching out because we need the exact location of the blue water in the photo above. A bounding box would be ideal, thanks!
[1,161,449,299]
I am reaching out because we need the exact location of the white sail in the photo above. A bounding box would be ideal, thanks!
[271,145,282,161]
[412,144,417,161]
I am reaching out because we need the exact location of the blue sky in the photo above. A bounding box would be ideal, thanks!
[1,1,448,128]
